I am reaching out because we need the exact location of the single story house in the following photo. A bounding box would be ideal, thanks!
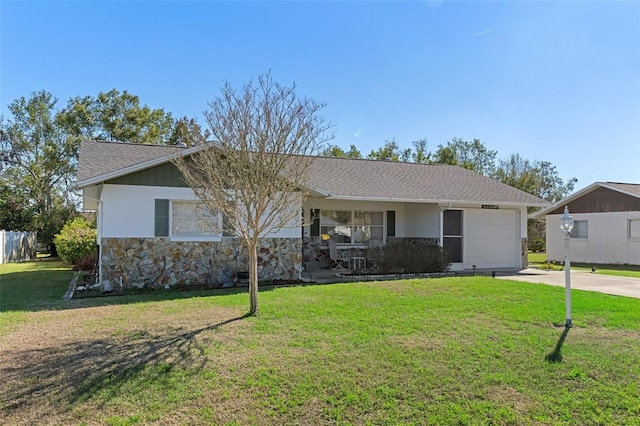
[531,182,640,266]
[76,140,549,290]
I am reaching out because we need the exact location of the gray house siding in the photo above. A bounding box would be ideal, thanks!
[106,162,188,187]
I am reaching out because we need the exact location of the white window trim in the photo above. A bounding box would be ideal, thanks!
[170,200,222,242]
[629,219,640,240]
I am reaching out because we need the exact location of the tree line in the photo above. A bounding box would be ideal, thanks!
[0,89,208,252]
[0,88,576,253]
[322,138,576,205]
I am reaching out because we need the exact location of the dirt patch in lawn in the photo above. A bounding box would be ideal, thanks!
[0,303,248,425]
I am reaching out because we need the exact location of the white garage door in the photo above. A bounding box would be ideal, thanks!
[464,209,519,269]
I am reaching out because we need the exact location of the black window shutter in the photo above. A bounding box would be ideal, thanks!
[386,210,396,237]
[155,199,169,237]
[311,209,320,237]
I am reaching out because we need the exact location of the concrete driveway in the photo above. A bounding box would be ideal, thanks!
[497,268,640,299]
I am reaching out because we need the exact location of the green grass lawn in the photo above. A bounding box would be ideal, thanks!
[528,252,640,278]
[2,260,640,425]
[527,251,547,265]
[0,257,74,311]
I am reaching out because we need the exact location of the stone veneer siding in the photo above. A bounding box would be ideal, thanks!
[101,237,302,291]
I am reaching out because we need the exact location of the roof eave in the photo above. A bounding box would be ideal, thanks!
[311,194,549,207]
[600,182,640,200]
[529,182,603,219]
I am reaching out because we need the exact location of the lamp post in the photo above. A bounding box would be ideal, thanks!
[559,206,574,328]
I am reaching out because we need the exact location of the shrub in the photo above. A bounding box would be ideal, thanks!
[368,239,450,274]
[74,255,97,272]
[54,217,97,267]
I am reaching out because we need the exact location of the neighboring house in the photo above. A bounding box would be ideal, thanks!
[76,140,549,290]
[531,182,640,265]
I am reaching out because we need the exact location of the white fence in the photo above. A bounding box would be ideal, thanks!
[0,230,37,264]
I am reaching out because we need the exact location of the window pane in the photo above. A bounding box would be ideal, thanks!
[320,210,384,244]
[630,220,640,238]
[172,201,217,235]
[353,225,368,243]
[172,218,191,234]
[354,211,383,226]
[443,210,462,236]
[320,210,351,243]
[353,225,384,244]
[370,227,384,241]
[320,210,351,226]
[173,201,198,218]
[443,237,462,262]
[320,225,351,243]
[570,220,588,238]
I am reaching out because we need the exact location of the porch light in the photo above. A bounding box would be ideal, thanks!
[559,206,574,328]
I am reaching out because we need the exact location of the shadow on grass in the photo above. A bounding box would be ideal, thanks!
[0,313,250,418]
[545,326,571,363]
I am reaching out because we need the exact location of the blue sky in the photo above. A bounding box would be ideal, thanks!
[1,1,639,190]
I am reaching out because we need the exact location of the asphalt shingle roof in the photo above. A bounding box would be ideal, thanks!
[77,140,549,207]
[603,182,640,198]
[305,156,548,205]
[77,140,186,184]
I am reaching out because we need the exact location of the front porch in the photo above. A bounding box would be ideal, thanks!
[302,236,440,272]
[303,200,528,271]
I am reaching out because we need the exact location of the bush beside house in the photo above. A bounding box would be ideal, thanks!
[54,217,97,269]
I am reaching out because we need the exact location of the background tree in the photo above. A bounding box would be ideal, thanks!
[0,90,77,252]
[494,153,577,203]
[1,88,197,254]
[320,143,362,158]
[168,116,211,146]
[410,138,431,164]
[433,138,497,176]
[366,138,413,161]
[58,89,174,145]
[174,73,333,315]
[432,144,457,165]
[0,182,34,231]
[494,153,577,245]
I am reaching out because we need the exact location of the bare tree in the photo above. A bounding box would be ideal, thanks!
[174,73,333,314]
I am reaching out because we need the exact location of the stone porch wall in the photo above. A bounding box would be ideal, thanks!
[388,237,439,245]
[101,237,302,291]
[521,237,528,269]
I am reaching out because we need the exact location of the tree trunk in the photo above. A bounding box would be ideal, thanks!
[248,241,259,315]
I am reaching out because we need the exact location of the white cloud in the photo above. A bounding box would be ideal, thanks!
[464,29,494,39]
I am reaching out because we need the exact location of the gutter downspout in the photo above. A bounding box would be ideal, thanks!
[80,189,104,288]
